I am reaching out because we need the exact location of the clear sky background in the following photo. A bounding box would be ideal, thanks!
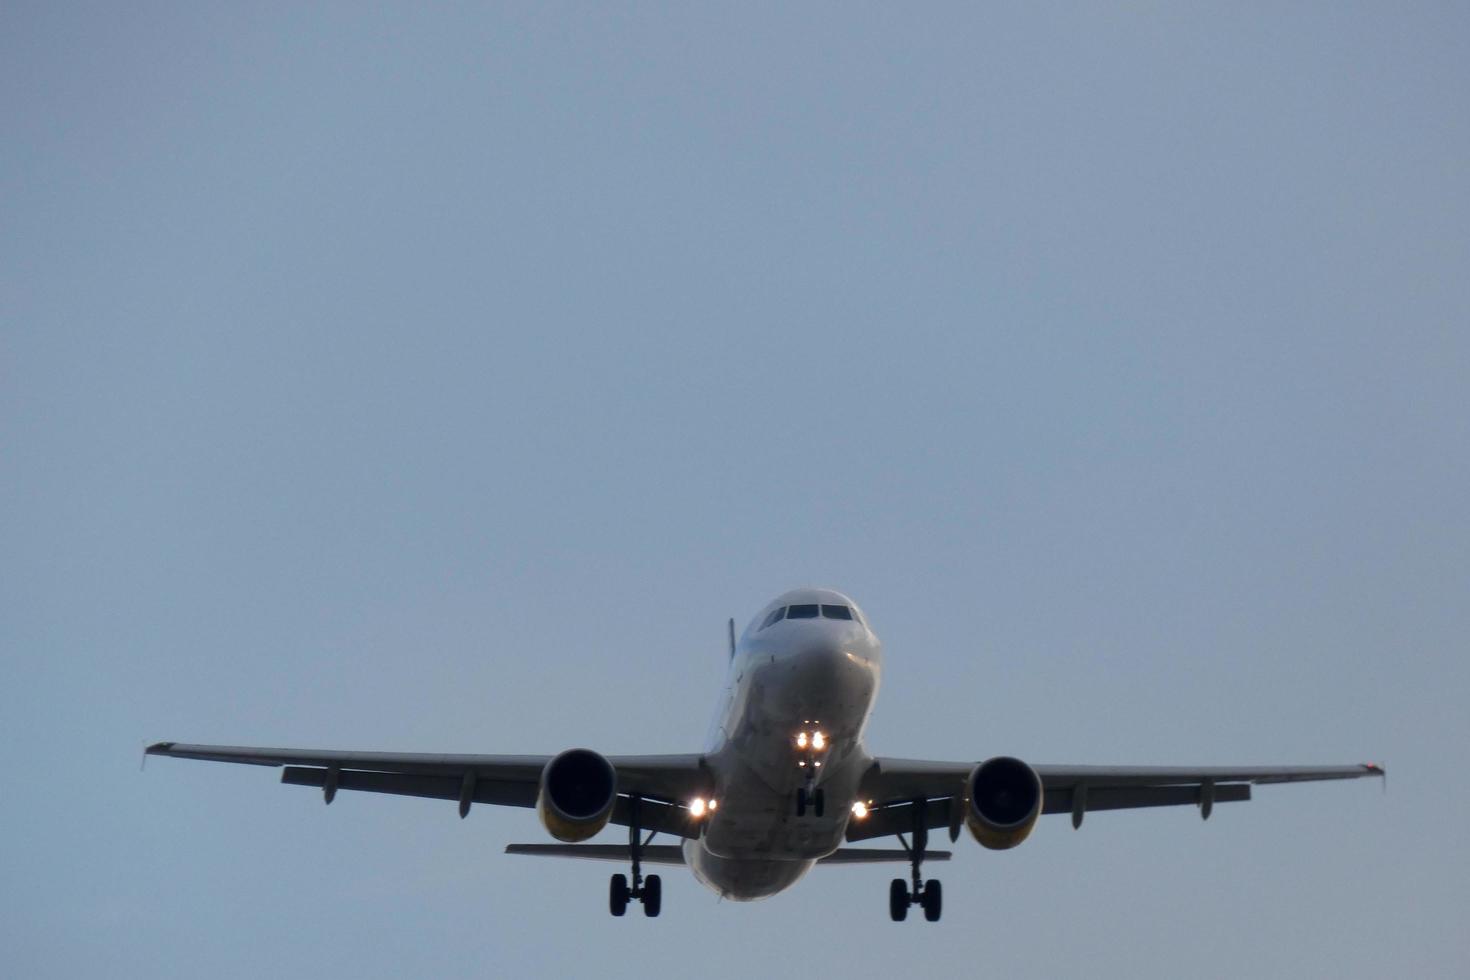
[3,3,1466,977]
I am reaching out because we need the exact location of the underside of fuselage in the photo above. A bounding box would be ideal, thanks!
[683,841,815,901]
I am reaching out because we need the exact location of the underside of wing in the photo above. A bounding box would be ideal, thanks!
[1032,763,1387,787]
[145,742,711,839]
[848,756,1384,842]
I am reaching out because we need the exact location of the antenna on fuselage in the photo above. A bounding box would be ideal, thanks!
[727,618,736,660]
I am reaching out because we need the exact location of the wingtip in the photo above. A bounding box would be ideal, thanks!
[146,741,175,755]
[1364,762,1386,776]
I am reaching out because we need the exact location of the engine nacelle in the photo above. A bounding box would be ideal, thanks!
[966,756,1043,850]
[537,748,618,842]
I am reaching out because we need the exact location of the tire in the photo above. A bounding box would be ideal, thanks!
[889,878,909,922]
[609,873,629,917]
[643,874,662,918]
[814,788,825,818]
[922,879,942,922]
[796,787,807,817]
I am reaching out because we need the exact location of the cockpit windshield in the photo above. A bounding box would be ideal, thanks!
[759,601,860,629]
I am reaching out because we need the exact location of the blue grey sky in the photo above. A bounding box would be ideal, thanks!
[3,3,1466,977]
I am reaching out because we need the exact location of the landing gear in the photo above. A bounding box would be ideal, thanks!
[643,873,662,918]
[793,724,829,818]
[921,879,942,922]
[795,786,825,818]
[609,795,663,918]
[888,878,942,922]
[610,873,630,916]
[889,798,942,922]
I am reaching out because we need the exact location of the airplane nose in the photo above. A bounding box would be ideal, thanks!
[791,642,873,690]
[802,637,873,665]
[796,642,845,670]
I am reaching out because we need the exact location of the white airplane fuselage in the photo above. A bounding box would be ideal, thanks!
[683,588,882,900]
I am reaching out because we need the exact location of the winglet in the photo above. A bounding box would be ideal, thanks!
[146,742,175,756]
[1365,762,1386,794]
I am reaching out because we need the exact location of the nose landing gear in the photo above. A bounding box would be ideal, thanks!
[793,725,829,817]
[609,795,663,918]
[795,785,825,817]
[890,798,942,922]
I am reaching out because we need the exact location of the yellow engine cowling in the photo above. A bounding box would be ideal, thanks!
[965,756,1043,850]
[537,748,618,843]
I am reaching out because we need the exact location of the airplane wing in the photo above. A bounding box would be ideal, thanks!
[145,742,711,840]
[847,757,1385,842]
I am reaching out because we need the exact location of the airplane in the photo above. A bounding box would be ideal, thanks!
[147,587,1384,921]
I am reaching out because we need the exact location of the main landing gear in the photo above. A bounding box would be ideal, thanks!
[795,786,825,818]
[890,799,942,922]
[609,795,662,918]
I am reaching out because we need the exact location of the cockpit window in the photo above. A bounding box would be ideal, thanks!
[820,604,853,620]
[786,604,819,619]
[760,607,785,629]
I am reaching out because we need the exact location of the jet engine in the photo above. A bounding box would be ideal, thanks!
[538,748,618,842]
[966,756,1043,850]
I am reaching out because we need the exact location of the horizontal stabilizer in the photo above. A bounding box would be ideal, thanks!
[505,844,950,865]
[507,844,688,865]
[818,848,951,864]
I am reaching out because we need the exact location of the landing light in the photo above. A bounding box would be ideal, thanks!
[851,801,869,820]
[689,798,707,818]
[812,731,826,751]
[708,799,718,811]
[796,732,809,749]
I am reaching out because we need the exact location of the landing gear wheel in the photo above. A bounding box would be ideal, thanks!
[796,787,808,817]
[642,874,662,918]
[813,788,825,818]
[889,878,909,921]
[609,874,630,917]
[921,879,942,922]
